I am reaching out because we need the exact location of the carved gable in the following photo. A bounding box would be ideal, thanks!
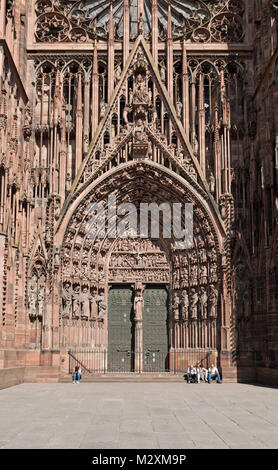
[72,36,207,199]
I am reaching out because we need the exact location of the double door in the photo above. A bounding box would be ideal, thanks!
[108,285,169,372]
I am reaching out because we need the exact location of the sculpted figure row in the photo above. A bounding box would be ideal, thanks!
[61,282,106,320]
[172,284,218,321]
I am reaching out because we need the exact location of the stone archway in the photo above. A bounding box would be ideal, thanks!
[54,161,226,371]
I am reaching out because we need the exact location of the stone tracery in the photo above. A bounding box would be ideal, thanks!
[35,0,244,44]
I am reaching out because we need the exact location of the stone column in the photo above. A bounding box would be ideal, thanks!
[191,78,196,148]
[182,42,189,136]
[91,40,99,136]
[75,72,83,172]
[108,2,115,101]
[198,73,206,177]
[166,2,173,101]
[152,0,158,65]
[0,0,6,39]
[123,0,130,64]
[83,75,90,154]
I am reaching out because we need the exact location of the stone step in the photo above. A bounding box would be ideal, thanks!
[60,374,186,383]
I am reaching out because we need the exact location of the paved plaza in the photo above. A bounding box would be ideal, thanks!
[0,382,277,449]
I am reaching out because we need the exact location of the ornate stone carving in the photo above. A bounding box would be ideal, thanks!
[61,281,72,318]
[134,281,144,322]
[190,288,199,319]
[209,284,218,318]
[172,292,180,321]
[72,285,81,318]
[37,285,45,320]
[28,284,37,321]
[35,1,244,44]
[200,287,208,319]
[180,290,189,320]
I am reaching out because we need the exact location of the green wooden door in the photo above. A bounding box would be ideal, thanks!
[143,286,169,372]
[108,286,134,372]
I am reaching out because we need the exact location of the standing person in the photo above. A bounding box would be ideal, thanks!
[208,364,222,384]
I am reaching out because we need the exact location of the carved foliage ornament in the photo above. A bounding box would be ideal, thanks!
[35,0,244,44]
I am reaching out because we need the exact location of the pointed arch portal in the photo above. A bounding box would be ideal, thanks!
[53,159,227,371]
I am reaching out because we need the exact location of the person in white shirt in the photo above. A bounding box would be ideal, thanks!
[186,364,198,383]
[208,364,221,384]
[199,363,208,382]
[196,366,201,383]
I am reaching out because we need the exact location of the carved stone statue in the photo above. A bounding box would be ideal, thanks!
[159,62,166,82]
[114,63,122,84]
[54,247,60,268]
[210,263,218,283]
[176,101,182,119]
[28,284,37,318]
[98,295,106,319]
[200,287,208,319]
[80,286,91,317]
[148,88,152,105]
[72,285,81,317]
[100,99,106,119]
[66,173,71,193]
[190,288,198,319]
[209,172,215,194]
[54,197,61,221]
[220,200,226,219]
[138,12,144,35]
[199,248,207,264]
[129,88,133,104]
[37,285,45,319]
[209,284,218,318]
[90,293,98,318]
[134,119,146,142]
[133,74,149,104]
[200,265,207,284]
[23,104,32,141]
[180,290,189,320]
[134,289,144,322]
[190,264,198,286]
[45,224,51,244]
[172,292,180,321]
[62,282,72,318]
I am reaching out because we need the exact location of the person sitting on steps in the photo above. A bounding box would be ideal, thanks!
[208,364,222,384]
[73,365,81,384]
[186,364,198,383]
[199,363,208,382]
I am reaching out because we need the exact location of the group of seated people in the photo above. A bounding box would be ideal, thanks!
[185,363,222,384]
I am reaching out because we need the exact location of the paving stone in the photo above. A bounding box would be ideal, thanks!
[0,383,277,449]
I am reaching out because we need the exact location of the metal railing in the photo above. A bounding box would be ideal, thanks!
[68,349,215,375]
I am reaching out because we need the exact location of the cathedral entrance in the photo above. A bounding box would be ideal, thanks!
[59,162,223,373]
[108,284,169,373]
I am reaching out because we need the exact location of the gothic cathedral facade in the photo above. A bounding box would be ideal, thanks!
[0,1,277,387]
